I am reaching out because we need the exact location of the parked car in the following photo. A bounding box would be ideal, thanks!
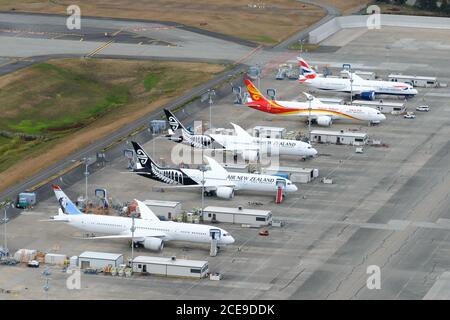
[27,260,40,268]
[404,113,416,119]
[416,105,430,112]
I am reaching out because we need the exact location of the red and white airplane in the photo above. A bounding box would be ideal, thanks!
[298,57,418,100]
[244,79,386,126]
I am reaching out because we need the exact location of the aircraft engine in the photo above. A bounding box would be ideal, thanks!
[215,187,235,199]
[143,237,164,251]
[360,91,376,101]
[241,150,259,162]
[316,116,332,127]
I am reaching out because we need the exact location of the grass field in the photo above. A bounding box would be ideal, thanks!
[0,59,225,191]
[0,0,325,45]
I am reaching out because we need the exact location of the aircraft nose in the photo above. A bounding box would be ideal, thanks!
[291,184,298,192]
[228,236,235,244]
[380,114,386,121]
[310,148,318,156]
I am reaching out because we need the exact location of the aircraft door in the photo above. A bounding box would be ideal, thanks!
[276,179,287,190]
[210,228,222,241]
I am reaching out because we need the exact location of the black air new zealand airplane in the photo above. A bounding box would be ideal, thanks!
[131,141,298,199]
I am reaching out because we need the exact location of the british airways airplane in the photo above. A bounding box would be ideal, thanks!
[298,57,418,100]
[46,185,234,251]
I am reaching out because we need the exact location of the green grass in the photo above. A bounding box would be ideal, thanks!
[245,35,278,45]
[287,43,320,51]
[143,73,161,91]
[0,62,129,136]
[0,59,224,179]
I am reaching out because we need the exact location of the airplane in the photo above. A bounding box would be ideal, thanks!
[46,185,235,251]
[130,141,298,199]
[164,109,317,161]
[298,57,418,100]
[243,79,386,126]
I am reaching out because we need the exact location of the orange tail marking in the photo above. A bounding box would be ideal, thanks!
[244,79,266,102]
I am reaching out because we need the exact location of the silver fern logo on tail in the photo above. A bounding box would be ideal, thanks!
[168,115,180,131]
[136,148,148,166]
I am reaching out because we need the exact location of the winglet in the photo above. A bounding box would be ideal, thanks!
[204,156,228,179]
[230,123,252,139]
[135,199,160,221]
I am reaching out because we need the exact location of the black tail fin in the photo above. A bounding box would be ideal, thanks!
[131,141,159,172]
[164,109,187,132]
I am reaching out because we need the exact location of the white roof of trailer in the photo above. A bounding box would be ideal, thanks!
[253,126,286,132]
[204,206,271,216]
[352,100,405,107]
[79,251,123,260]
[388,74,436,80]
[132,256,207,268]
[311,130,368,138]
[143,200,181,208]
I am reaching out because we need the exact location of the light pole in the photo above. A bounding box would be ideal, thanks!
[207,89,216,130]
[130,213,136,265]
[81,157,92,202]
[350,73,354,105]
[1,201,12,256]
[307,94,313,142]
[200,142,206,216]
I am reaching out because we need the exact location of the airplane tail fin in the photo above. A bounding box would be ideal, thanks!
[131,141,160,173]
[52,185,83,215]
[164,109,187,132]
[297,57,317,80]
[243,78,270,103]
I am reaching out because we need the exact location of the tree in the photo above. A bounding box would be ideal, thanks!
[416,0,438,11]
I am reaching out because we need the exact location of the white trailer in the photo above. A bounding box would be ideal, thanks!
[203,206,272,226]
[78,251,124,269]
[341,70,376,80]
[142,200,182,221]
[388,74,437,88]
[44,253,67,266]
[261,166,319,184]
[253,126,286,139]
[132,256,209,279]
[352,100,406,114]
[311,130,368,145]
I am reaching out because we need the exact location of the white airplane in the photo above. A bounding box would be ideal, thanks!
[244,79,386,126]
[47,185,234,251]
[131,141,298,199]
[298,57,418,100]
[164,109,317,161]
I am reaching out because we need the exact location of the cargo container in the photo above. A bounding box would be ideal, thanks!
[202,206,272,226]
[44,253,67,265]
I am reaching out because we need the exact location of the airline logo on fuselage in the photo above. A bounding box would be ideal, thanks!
[227,174,276,184]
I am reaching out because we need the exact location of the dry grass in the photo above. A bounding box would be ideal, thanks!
[0,0,325,44]
[320,0,371,15]
[0,59,225,192]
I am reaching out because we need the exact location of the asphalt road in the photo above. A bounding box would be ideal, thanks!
[0,1,339,206]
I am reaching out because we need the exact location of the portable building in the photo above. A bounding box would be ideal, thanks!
[202,206,272,226]
[311,130,368,145]
[132,256,209,279]
[253,126,286,139]
[44,253,67,265]
[352,100,406,114]
[261,166,319,184]
[388,74,437,88]
[78,251,124,269]
[142,200,182,220]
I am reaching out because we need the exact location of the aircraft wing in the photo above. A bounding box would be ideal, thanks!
[81,230,166,240]
[222,144,260,152]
